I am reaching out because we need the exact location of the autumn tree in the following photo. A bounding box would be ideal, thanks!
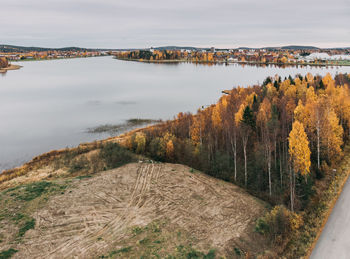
[288,121,311,211]
[257,98,273,195]
[166,140,175,160]
[134,132,146,154]
[126,73,349,213]
[323,109,343,162]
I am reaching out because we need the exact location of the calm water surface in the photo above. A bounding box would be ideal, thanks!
[1,56,350,171]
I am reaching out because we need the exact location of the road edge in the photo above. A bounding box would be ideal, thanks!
[306,152,350,258]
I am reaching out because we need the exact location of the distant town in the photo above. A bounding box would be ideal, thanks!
[0,49,109,61]
[1,45,350,69]
[114,46,350,66]
[0,46,111,71]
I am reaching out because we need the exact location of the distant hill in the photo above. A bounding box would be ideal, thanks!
[237,47,253,50]
[1,44,347,53]
[0,44,200,53]
[0,45,97,53]
[280,45,319,50]
[154,46,199,51]
[235,45,320,50]
[261,45,319,50]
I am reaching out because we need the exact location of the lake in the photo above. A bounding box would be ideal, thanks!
[1,56,350,171]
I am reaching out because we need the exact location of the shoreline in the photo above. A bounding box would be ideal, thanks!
[11,55,111,63]
[0,123,158,185]
[0,64,22,73]
[115,57,350,67]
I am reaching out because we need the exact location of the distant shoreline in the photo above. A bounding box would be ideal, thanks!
[115,57,350,67]
[11,55,109,63]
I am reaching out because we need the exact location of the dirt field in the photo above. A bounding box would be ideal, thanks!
[1,162,268,258]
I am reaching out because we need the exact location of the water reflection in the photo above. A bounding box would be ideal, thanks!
[1,56,350,171]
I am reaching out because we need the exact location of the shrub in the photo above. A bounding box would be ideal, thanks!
[148,137,166,161]
[69,156,89,173]
[135,132,147,154]
[255,217,270,235]
[116,246,132,253]
[18,218,35,237]
[255,206,303,245]
[234,247,241,256]
[0,248,18,259]
[99,142,136,169]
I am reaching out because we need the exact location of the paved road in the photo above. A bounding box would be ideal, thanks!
[310,175,350,259]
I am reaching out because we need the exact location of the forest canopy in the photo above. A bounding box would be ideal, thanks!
[127,73,350,212]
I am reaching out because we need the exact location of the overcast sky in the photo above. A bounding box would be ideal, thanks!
[1,0,349,49]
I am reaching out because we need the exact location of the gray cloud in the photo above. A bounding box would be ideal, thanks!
[1,0,349,48]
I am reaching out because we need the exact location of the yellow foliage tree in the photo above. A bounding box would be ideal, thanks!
[257,98,273,195]
[288,121,311,211]
[293,100,306,124]
[190,116,202,144]
[323,109,343,161]
[211,104,222,129]
[234,104,245,125]
[322,73,334,88]
[135,132,146,154]
[289,121,311,176]
[166,140,174,160]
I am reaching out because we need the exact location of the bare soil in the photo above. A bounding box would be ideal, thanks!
[1,162,268,258]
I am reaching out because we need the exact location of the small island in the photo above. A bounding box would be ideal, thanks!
[0,57,21,73]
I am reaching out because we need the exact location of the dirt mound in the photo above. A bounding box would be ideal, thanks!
[10,163,267,258]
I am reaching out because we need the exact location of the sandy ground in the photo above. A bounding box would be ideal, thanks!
[10,162,267,258]
[0,64,22,72]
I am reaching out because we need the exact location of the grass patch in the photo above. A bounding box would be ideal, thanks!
[116,246,132,253]
[18,218,35,237]
[102,220,216,259]
[6,181,53,201]
[0,181,69,244]
[132,226,144,236]
[139,237,150,245]
[69,156,89,173]
[76,175,92,180]
[0,248,18,259]
[12,213,25,223]
[168,245,216,259]
[100,247,133,258]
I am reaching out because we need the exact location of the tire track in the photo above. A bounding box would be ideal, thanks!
[51,163,158,258]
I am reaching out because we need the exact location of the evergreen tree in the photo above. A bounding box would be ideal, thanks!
[242,106,256,130]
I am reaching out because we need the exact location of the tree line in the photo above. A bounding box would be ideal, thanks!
[115,49,219,62]
[0,57,9,68]
[127,73,350,212]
